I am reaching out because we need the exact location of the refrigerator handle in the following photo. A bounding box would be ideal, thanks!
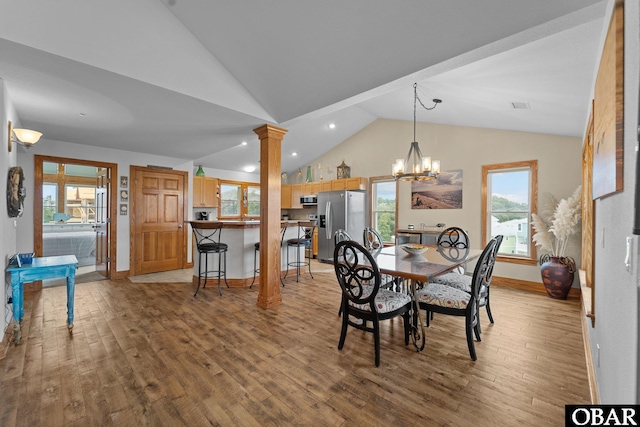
[325,201,332,239]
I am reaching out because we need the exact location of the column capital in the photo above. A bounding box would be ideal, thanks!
[253,124,288,141]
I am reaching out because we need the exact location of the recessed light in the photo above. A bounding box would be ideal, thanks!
[241,141,248,146]
[244,165,256,173]
[329,123,336,129]
[292,152,298,156]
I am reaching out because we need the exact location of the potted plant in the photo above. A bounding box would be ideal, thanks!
[531,186,582,299]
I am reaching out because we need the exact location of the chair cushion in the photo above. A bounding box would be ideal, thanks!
[348,285,411,313]
[415,283,470,309]
[431,272,472,293]
[431,274,489,305]
[288,238,311,246]
[198,242,228,252]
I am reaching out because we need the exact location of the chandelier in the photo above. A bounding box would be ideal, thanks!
[392,83,441,181]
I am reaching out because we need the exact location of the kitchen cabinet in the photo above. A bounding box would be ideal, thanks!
[310,182,321,194]
[193,176,218,207]
[329,177,367,191]
[321,181,332,192]
[290,184,304,209]
[281,184,292,209]
[345,177,368,190]
[312,227,318,258]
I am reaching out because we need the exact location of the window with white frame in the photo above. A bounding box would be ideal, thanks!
[482,161,537,264]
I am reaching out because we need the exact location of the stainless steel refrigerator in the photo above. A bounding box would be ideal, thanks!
[317,190,368,263]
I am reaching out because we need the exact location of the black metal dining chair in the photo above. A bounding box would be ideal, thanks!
[362,227,384,255]
[415,238,497,360]
[334,240,412,367]
[431,235,503,327]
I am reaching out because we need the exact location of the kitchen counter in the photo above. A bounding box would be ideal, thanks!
[187,220,305,288]
[187,220,301,229]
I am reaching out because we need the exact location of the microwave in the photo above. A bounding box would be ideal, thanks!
[300,195,317,205]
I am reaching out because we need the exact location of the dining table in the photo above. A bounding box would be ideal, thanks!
[372,244,484,351]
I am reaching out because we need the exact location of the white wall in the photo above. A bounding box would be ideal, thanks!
[309,119,583,284]
[1,79,20,334]
[588,0,639,404]
[16,140,193,272]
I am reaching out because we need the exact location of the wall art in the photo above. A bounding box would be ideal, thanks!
[411,169,462,209]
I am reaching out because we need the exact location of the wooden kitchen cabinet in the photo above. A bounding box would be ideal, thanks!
[290,184,304,209]
[331,180,346,191]
[312,227,318,258]
[321,181,332,192]
[345,177,368,190]
[281,184,292,208]
[193,176,218,207]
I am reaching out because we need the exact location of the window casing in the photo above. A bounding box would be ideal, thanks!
[370,177,397,243]
[218,180,260,219]
[482,161,537,265]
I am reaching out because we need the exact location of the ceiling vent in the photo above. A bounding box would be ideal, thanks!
[511,102,530,110]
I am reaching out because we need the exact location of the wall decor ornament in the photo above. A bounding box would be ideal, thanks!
[7,166,25,218]
[337,160,350,179]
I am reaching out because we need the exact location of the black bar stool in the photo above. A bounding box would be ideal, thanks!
[284,221,316,282]
[191,222,228,296]
[252,222,287,288]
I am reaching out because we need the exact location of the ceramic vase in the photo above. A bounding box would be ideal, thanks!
[540,256,575,300]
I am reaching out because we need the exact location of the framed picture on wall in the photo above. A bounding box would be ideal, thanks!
[120,176,128,188]
[411,169,463,209]
[120,204,128,215]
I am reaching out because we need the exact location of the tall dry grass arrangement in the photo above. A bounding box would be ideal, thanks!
[531,186,582,258]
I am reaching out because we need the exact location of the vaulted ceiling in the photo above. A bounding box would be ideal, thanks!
[0,0,607,174]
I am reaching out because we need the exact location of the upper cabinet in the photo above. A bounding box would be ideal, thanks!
[282,177,369,209]
[331,177,368,191]
[281,184,292,209]
[290,184,304,209]
[193,176,218,207]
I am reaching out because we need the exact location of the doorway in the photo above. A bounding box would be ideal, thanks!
[34,155,118,282]
[129,166,188,276]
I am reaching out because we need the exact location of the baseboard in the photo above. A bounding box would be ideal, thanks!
[115,270,130,280]
[581,301,600,404]
[492,275,581,300]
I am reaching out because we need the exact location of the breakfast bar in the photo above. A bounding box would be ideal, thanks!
[187,220,306,288]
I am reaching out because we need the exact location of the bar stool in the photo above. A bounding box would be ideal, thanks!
[284,221,316,282]
[251,222,287,288]
[191,222,228,296]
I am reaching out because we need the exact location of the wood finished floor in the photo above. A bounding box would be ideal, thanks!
[0,272,590,426]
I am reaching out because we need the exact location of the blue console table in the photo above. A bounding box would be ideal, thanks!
[6,255,78,344]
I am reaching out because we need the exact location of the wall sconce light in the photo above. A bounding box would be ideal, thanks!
[8,121,43,152]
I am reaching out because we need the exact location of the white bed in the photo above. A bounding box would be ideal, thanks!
[42,231,96,267]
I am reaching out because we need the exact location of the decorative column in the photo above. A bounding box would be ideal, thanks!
[253,124,288,308]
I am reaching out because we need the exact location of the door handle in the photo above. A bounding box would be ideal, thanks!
[178,225,183,229]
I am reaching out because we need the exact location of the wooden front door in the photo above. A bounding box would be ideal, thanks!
[95,168,110,277]
[130,166,187,276]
